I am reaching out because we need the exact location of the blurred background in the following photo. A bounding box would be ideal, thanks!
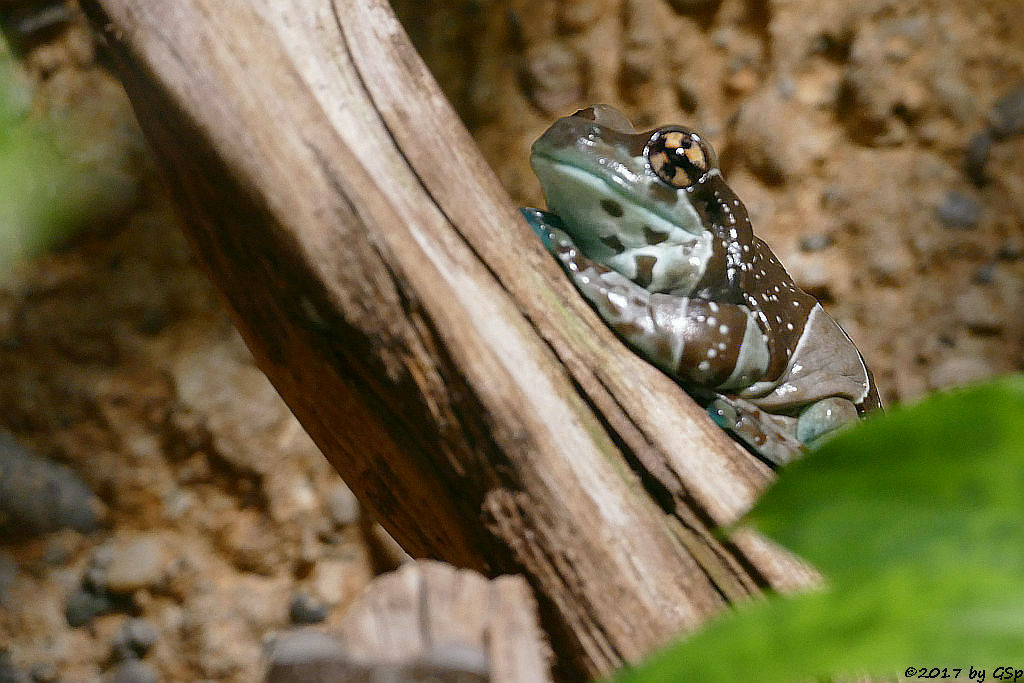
[0,0,1021,680]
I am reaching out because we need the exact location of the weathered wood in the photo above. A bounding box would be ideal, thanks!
[80,0,815,677]
[265,561,551,683]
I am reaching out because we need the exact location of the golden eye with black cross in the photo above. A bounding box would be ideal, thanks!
[644,126,716,189]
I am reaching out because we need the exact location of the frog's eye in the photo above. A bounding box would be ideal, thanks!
[644,127,716,189]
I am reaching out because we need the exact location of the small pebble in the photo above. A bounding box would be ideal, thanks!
[65,588,112,628]
[989,83,1024,139]
[799,233,834,252]
[41,538,72,566]
[325,484,360,527]
[0,432,98,537]
[936,191,980,230]
[28,662,58,683]
[820,186,843,207]
[667,0,722,11]
[735,89,829,184]
[0,650,28,683]
[972,263,996,285]
[776,73,797,99]
[83,563,108,593]
[104,660,158,683]
[103,535,167,594]
[963,131,991,186]
[954,288,1002,334]
[0,553,17,600]
[931,73,974,123]
[997,242,1024,260]
[289,593,328,625]
[111,618,159,660]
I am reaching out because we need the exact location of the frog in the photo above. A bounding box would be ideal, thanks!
[522,104,880,466]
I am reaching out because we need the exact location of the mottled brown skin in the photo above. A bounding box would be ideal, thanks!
[686,177,820,385]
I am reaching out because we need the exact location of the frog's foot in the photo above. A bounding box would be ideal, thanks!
[796,397,859,445]
[708,396,803,467]
[520,207,566,254]
[709,394,860,466]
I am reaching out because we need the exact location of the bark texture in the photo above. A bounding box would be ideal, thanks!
[265,561,551,682]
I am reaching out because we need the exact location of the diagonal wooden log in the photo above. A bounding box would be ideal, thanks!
[80,0,817,677]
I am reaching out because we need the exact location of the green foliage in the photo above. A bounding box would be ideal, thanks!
[618,376,1024,682]
[0,39,136,275]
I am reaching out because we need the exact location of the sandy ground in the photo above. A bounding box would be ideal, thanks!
[1,0,1023,679]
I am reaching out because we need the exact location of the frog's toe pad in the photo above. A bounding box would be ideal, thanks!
[796,397,859,444]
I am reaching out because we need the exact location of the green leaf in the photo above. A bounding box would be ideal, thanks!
[0,38,139,275]
[617,376,1024,682]
[750,377,1024,579]
[620,570,1024,683]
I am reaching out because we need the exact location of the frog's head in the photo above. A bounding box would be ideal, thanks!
[530,104,722,293]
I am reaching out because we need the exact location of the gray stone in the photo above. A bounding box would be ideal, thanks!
[732,90,826,184]
[65,588,112,627]
[972,263,997,285]
[0,553,16,601]
[103,535,168,594]
[799,233,834,253]
[0,432,97,537]
[111,618,159,660]
[0,650,28,683]
[932,72,975,123]
[936,191,980,230]
[954,287,1003,334]
[964,131,991,185]
[989,83,1024,139]
[667,0,722,12]
[104,660,158,683]
[998,241,1024,261]
[41,537,72,566]
[27,662,57,683]
[325,484,360,528]
[83,563,109,592]
[289,593,327,625]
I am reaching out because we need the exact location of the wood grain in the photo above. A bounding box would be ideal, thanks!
[265,561,551,682]
[80,0,815,676]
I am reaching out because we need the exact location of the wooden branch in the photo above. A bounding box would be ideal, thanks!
[80,0,816,676]
[265,561,551,682]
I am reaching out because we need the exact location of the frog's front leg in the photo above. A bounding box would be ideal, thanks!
[523,208,770,391]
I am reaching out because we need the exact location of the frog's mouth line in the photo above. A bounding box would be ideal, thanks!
[530,152,705,239]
